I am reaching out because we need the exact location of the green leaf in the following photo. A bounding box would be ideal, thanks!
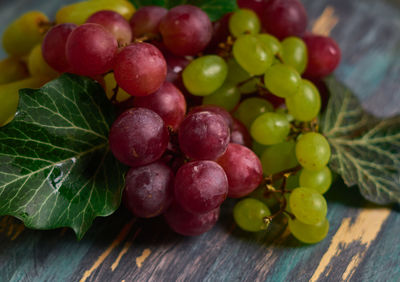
[321,77,400,204]
[129,0,238,21]
[0,74,127,239]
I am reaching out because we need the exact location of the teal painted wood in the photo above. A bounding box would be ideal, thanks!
[0,0,400,282]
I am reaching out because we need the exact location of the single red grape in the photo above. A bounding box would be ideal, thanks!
[114,42,167,96]
[134,81,187,131]
[230,118,252,148]
[42,23,77,73]
[178,111,230,160]
[159,5,212,56]
[165,203,220,236]
[174,161,228,214]
[66,23,118,76]
[261,0,308,40]
[124,161,174,218]
[109,108,169,167]
[303,33,341,78]
[130,6,168,38]
[217,143,263,198]
[86,10,132,45]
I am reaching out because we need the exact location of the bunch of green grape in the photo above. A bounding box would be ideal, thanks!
[181,6,338,244]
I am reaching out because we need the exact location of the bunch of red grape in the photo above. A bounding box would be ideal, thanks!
[1,0,342,243]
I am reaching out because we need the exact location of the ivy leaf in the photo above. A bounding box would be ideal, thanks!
[321,77,400,204]
[129,0,238,21]
[0,74,127,239]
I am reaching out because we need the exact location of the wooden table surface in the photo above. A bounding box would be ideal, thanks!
[1,0,400,281]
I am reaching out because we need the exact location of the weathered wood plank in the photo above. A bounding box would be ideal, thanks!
[0,0,399,281]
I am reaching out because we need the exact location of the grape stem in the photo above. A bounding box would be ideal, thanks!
[133,33,161,43]
[39,21,55,35]
[265,165,302,185]
[263,166,301,224]
[217,36,234,58]
[236,76,256,88]
[110,84,119,104]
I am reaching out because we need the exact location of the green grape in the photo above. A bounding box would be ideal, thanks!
[299,166,332,194]
[289,187,327,225]
[271,174,299,195]
[234,97,273,128]
[264,64,301,98]
[285,79,321,122]
[250,112,290,145]
[0,77,48,126]
[28,45,59,79]
[289,217,329,244]
[2,11,49,57]
[256,33,282,56]
[56,0,135,25]
[239,77,260,94]
[261,140,298,175]
[182,55,228,96]
[281,37,308,74]
[104,73,131,103]
[233,198,271,232]
[296,132,331,171]
[249,186,280,209]
[202,82,240,111]
[252,141,268,157]
[275,108,294,122]
[229,9,260,37]
[226,58,259,94]
[0,57,29,84]
[233,34,273,76]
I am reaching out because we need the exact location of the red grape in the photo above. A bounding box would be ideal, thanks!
[66,23,117,76]
[206,13,231,52]
[159,5,212,56]
[217,143,263,198]
[261,0,307,40]
[124,161,174,218]
[263,91,285,109]
[230,118,252,148]
[189,105,234,130]
[178,111,230,160]
[42,23,77,73]
[164,51,191,85]
[130,6,168,38]
[174,161,228,214]
[114,42,167,96]
[165,203,220,236]
[109,108,169,167]
[303,33,341,78]
[86,10,132,46]
[237,0,267,18]
[134,81,187,131]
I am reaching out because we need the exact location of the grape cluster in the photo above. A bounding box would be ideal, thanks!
[1,0,342,243]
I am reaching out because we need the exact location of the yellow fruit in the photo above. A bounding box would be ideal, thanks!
[28,45,59,79]
[0,57,29,84]
[104,73,132,103]
[0,77,50,126]
[56,0,135,25]
[2,11,49,57]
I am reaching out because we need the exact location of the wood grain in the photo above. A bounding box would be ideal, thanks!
[0,0,400,281]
